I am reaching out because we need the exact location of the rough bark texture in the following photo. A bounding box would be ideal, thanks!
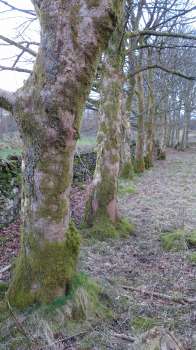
[84,14,133,238]
[119,80,134,179]
[0,0,122,308]
[135,71,145,173]
[145,54,155,169]
[85,40,122,227]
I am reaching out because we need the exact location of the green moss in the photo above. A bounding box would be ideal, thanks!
[186,231,196,247]
[118,179,136,196]
[144,154,153,169]
[37,152,72,222]
[134,158,145,173]
[157,149,166,160]
[132,316,157,331]
[0,283,8,300]
[86,0,100,7]
[120,161,134,179]
[84,214,134,240]
[160,230,186,251]
[188,252,196,264]
[7,223,80,309]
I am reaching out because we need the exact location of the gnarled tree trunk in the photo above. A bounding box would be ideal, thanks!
[0,0,121,308]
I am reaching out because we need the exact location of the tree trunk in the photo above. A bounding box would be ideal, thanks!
[135,71,145,173]
[180,105,191,150]
[0,0,121,308]
[157,112,167,160]
[120,91,134,179]
[85,40,122,228]
[145,61,155,169]
[84,17,133,238]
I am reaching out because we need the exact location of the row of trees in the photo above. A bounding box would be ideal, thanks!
[0,0,195,308]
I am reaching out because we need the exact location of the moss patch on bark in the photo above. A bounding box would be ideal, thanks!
[120,161,134,179]
[134,158,145,173]
[7,223,80,309]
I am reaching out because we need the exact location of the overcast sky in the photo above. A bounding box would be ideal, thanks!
[0,0,39,91]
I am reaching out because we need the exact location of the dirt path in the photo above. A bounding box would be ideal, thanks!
[80,149,196,349]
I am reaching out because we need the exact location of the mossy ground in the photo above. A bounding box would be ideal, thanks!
[82,215,134,240]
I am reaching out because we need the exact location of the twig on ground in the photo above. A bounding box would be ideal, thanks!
[0,264,11,274]
[121,285,196,305]
[112,332,136,342]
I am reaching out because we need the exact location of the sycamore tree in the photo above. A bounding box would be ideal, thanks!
[0,0,122,308]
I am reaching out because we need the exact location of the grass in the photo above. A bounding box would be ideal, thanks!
[132,316,157,331]
[188,252,196,264]
[77,136,96,147]
[160,229,187,251]
[0,147,22,160]
[118,178,136,196]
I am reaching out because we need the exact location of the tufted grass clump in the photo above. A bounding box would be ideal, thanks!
[186,231,196,247]
[160,229,187,251]
[132,316,157,331]
[188,252,196,264]
[118,179,136,196]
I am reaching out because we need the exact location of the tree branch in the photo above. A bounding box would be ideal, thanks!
[0,88,15,112]
[0,0,36,16]
[0,65,32,74]
[131,64,196,80]
[127,30,196,41]
[0,35,37,57]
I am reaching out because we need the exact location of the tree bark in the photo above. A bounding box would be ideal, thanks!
[145,51,155,168]
[119,73,135,179]
[85,37,122,228]
[134,71,145,173]
[0,0,121,308]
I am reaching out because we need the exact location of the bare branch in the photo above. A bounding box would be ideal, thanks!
[0,0,36,16]
[0,65,32,74]
[0,88,15,112]
[131,64,196,80]
[127,30,196,41]
[0,35,37,57]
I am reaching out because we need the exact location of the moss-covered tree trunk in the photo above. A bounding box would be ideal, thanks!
[85,41,122,227]
[84,11,134,237]
[119,76,135,179]
[0,0,121,308]
[157,110,167,160]
[135,71,145,173]
[145,52,155,169]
